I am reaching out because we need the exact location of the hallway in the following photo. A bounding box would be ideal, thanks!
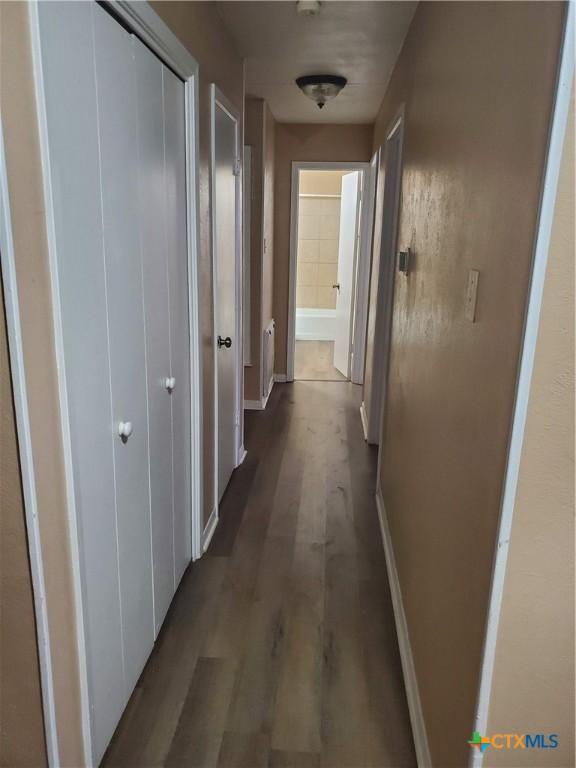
[103,382,416,768]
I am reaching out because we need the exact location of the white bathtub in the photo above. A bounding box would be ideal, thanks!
[295,308,336,341]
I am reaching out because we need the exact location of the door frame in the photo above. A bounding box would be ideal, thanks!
[209,84,244,546]
[366,109,405,449]
[0,121,60,767]
[287,160,373,383]
[26,2,203,762]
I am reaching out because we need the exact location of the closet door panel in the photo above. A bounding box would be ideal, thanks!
[37,3,124,760]
[133,37,175,631]
[93,4,154,693]
[164,67,192,583]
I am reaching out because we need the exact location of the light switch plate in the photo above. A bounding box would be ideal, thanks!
[465,269,479,322]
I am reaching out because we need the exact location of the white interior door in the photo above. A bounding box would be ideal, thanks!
[134,36,174,632]
[365,123,403,444]
[37,3,195,762]
[93,5,154,696]
[164,66,192,585]
[37,3,125,758]
[213,96,238,501]
[333,171,361,377]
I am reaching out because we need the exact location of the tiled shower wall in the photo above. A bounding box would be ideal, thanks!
[296,195,340,309]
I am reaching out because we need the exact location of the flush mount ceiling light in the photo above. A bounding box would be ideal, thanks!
[296,0,321,16]
[295,75,347,109]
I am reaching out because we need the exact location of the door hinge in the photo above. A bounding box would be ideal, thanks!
[233,158,241,177]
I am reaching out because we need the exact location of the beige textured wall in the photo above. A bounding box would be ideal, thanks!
[485,85,574,768]
[299,170,345,196]
[1,4,85,763]
[372,2,565,766]
[0,281,47,767]
[273,124,372,374]
[243,98,275,401]
[151,1,244,525]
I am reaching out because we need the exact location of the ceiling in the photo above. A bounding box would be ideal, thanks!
[216,1,417,124]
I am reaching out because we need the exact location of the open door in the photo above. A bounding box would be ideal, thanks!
[333,171,361,377]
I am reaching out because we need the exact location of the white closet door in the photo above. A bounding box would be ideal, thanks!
[164,66,192,585]
[37,3,124,761]
[133,37,175,633]
[93,5,154,693]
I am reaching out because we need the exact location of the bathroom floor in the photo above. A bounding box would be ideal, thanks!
[294,341,348,382]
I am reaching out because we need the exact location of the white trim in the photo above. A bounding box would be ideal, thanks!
[237,446,248,466]
[376,488,432,768]
[351,151,378,385]
[110,2,198,80]
[30,5,93,758]
[286,161,373,383]
[184,48,203,563]
[243,145,252,366]
[244,398,265,410]
[470,9,574,767]
[372,109,405,458]
[0,119,59,768]
[29,2,203,761]
[274,373,287,383]
[201,506,218,553]
[244,377,274,411]
[258,105,267,405]
[210,84,244,508]
[359,401,369,442]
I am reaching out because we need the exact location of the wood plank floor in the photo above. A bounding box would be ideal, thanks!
[103,382,416,768]
[294,341,347,382]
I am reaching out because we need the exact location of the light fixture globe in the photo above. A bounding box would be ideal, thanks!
[295,75,347,109]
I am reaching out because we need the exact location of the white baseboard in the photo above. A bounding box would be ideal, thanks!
[375,488,432,768]
[236,445,247,467]
[274,373,287,383]
[262,380,273,409]
[202,506,218,553]
[244,378,274,411]
[360,401,368,441]
[244,398,264,410]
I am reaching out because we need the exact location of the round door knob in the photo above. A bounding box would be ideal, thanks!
[164,376,176,392]
[217,335,232,349]
[118,421,133,439]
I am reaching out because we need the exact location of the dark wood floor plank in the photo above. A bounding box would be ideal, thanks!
[102,381,416,768]
[224,535,295,735]
[103,556,228,767]
[165,657,236,768]
[269,749,321,768]
[271,540,324,754]
[202,390,293,661]
[217,732,270,768]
